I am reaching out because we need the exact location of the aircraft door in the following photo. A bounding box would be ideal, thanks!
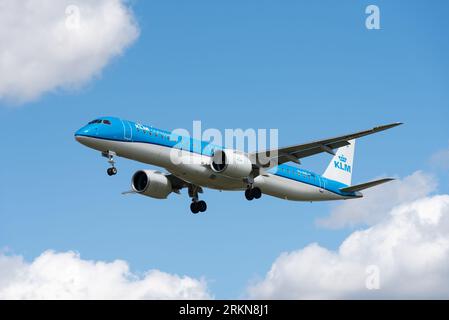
[319,177,326,194]
[123,120,133,141]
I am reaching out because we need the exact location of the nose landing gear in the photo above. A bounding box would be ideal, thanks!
[102,151,117,176]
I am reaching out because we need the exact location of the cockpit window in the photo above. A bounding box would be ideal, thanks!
[88,119,111,125]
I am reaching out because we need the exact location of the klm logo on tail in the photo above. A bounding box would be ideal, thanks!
[334,154,351,173]
[323,139,355,186]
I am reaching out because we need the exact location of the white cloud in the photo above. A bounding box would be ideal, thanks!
[316,171,437,229]
[0,250,211,299]
[0,0,139,104]
[247,194,449,299]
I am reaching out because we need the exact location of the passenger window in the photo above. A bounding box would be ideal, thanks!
[103,120,111,125]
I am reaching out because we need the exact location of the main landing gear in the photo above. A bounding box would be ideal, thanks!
[243,174,262,201]
[188,185,207,214]
[102,151,117,176]
[190,200,207,214]
[245,187,262,201]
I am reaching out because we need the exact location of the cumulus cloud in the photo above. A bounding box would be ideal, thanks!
[0,250,211,299]
[0,0,139,104]
[316,171,437,229]
[248,194,449,299]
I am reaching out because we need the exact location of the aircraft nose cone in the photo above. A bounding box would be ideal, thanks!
[74,127,96,144]
[75,128,85,139]
[74,131,87,144]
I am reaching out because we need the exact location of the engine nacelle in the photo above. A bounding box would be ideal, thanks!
[210,149,253,178]
[131,170,172,199]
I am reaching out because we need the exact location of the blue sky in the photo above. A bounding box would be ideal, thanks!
[1,0,448,298]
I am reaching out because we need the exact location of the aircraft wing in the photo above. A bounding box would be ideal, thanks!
[165,174,189,189]
[166,173,205,195]
[250,122,402,167]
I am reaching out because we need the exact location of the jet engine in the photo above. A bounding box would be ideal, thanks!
[210,149,253,178]
[131,170,173,199]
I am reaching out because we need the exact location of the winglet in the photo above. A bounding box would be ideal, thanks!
[373,122,403,132]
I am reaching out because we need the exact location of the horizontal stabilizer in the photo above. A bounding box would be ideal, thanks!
[340,178,395,193]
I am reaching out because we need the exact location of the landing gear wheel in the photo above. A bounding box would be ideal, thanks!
[245,187,262,200]
[253,187,262,199]
[190,200,207,214]
[198,200,207,212]
[190,202,200,214]
[107,167,117,176]
[245,188,254,201]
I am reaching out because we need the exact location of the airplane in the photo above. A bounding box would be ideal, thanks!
[74,117,402,214]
